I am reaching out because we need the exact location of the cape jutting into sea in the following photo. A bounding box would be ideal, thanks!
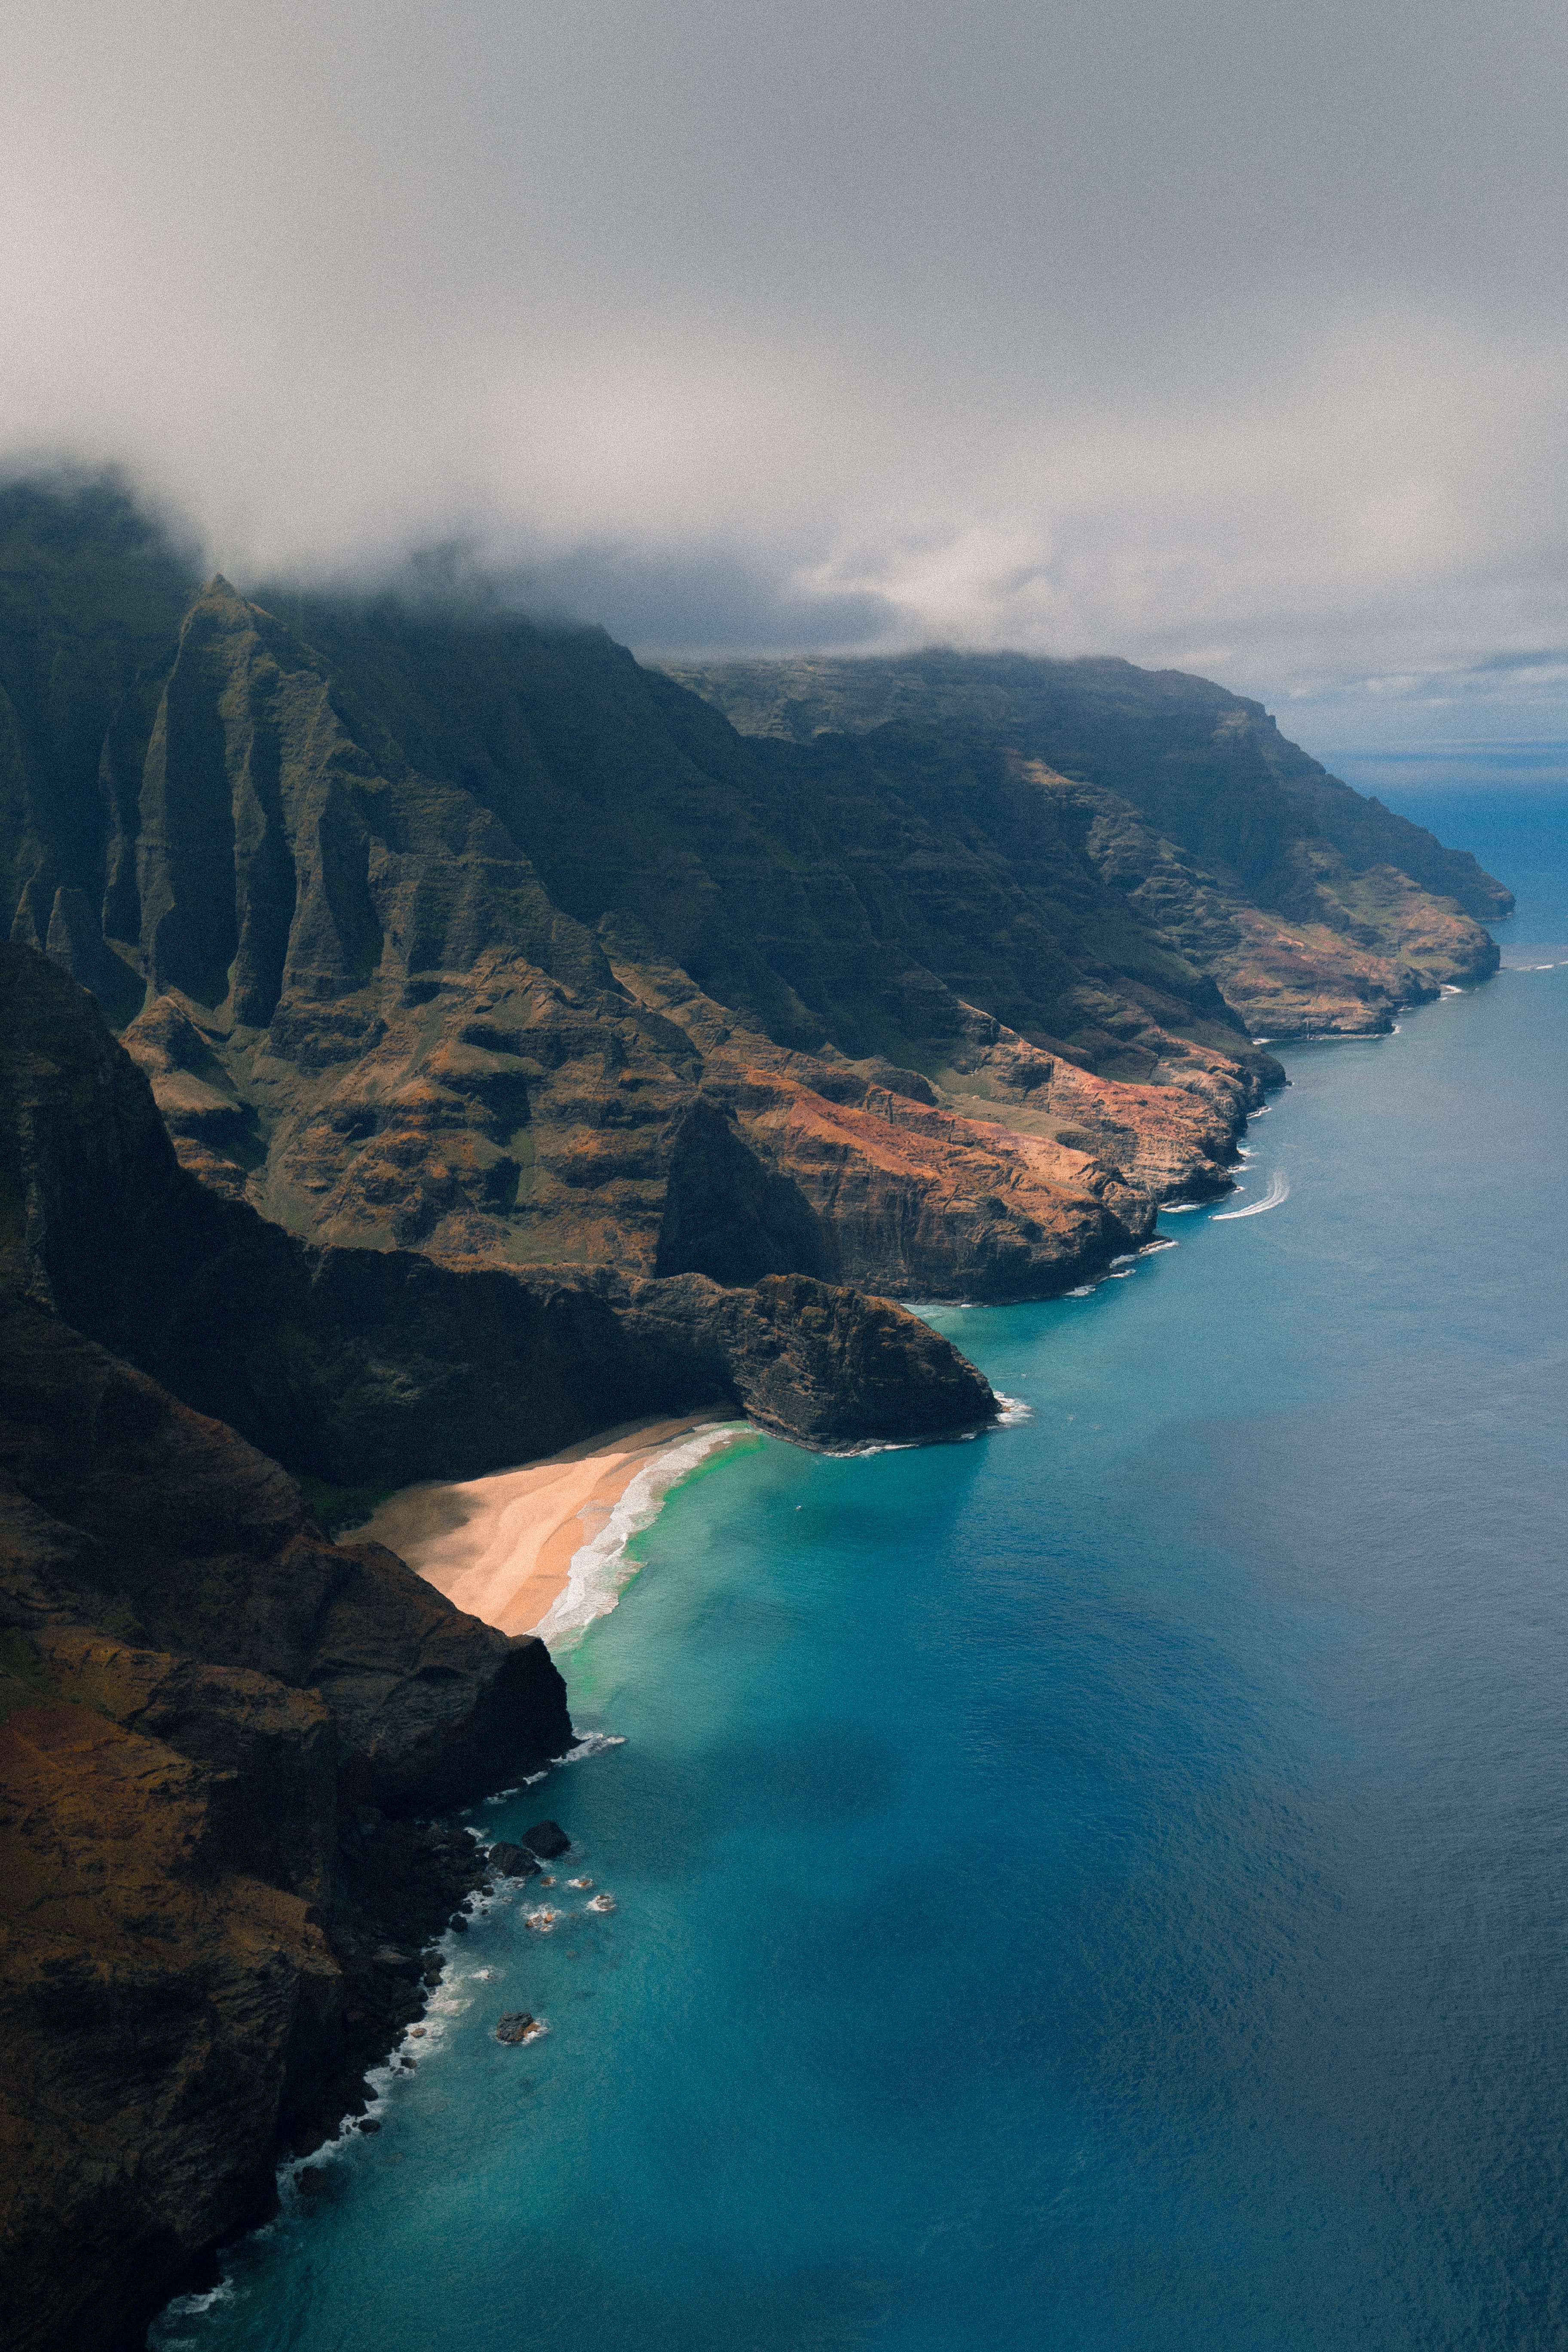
[156,785,1568,2352]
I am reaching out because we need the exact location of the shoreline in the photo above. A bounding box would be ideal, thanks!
[352,1412,751,1645]
[149,1100,1278,2342]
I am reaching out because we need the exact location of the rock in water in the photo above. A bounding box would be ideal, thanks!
[487,1841,541,1877]
[522,1820,571,1859]
[495,2012,538,2044]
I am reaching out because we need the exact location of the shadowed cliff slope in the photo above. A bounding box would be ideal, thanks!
[0,483,1508,1308]
[0,933,993,2352]
[0,481,1331,1301]
[664,650,1510,1036]
[0,946,998,1473]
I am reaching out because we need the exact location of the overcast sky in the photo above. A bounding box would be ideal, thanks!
[6,0,1568,763]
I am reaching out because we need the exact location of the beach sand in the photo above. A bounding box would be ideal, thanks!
[351,1414,738,1638]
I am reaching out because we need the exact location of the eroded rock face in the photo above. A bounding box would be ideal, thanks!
[1004,762,1502,1039]
[0,490,1510,1298]
[0,500,1280,1295]
[665,647,1512,920]
[0,1300,574,2352]
[1,944,998,1473]
[0,1298,575,1805]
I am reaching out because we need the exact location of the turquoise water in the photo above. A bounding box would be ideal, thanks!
[158,794,1567,2352]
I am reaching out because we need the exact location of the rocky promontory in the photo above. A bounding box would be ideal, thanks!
[0,1278,574,2350]
[0,480,1517,2351]
[0,940,1000,2350]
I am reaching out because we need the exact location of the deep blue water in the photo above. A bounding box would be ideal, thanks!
[158,793,1567,2352]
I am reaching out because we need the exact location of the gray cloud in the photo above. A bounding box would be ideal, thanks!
[5,0,1568,743]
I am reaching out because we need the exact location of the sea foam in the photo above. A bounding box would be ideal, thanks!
[533,1421,749,1651]
[1211,1167,1290,1220]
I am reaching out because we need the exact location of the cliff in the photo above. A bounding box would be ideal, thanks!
[0,1280,576,2349]
[663,649,1510,1036]
[0,482,1285,1304]
[0,481,1515,2346]
[0,930,995,2347]
[0,487,1508,1305]
[0,944,996,1472]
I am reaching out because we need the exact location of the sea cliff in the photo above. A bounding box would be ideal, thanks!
[0,944,994,2351]
[0,478,1515,2350]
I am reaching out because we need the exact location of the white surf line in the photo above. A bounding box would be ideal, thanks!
[532,1421,748,1651]
[1211,1167,1289,1220]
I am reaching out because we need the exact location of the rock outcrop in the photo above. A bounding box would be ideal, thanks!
[665,649,1510,1031]
[0,1285,575,2352]
[0,484,1286,1301]
[0,935,998,2347]
[0,944,998,1471]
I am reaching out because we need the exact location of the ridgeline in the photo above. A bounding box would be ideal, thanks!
[0,477,1512,2349]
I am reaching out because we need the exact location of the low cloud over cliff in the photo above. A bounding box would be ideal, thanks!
[5,0,1568,744]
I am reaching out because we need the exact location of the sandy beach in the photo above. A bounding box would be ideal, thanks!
[352,1413,744,1640]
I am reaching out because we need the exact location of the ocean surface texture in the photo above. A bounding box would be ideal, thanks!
[158,791,1568,2352]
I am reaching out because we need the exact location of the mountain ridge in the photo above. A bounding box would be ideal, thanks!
[0,475,1517,2352]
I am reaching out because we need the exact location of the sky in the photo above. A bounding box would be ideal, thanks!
[6,0,1568,774]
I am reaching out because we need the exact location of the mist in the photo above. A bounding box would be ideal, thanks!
[6,0,1568,755]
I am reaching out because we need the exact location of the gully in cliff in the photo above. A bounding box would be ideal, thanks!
[0,944,998,2352]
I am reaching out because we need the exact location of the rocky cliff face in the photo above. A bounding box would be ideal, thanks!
[0,485,1289,1302]
[0,930,997,2352]
[0,1284,575,2352]
[0,944,998,1473]
[662,648,1513,917]
[0,493,1510,1289]
[0,486,1514,2347]
[665,649,1510,1032]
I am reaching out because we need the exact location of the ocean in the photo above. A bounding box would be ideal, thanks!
[155,788,1568,2352]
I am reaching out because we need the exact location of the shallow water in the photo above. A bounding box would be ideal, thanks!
[158,791,1568,2352]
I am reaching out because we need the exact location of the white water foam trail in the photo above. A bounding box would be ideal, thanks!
[532,1421,749,1651]
[1211,1167,1290,1221]
[556,1730,628,1764]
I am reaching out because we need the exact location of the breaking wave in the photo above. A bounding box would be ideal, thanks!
[1211,1167,1290,1220]
[533,1422,750,1651]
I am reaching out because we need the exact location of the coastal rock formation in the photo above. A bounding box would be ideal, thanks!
[665,650,1509,1034]
[487,1842,540,1878]
[0,1297,574,1810]
[0,485,1510,1294]
[0,940,996,2347]
[521,1819,570,1859]
[0,1293,574,2351]
[0,944,998,1473]
[0,482,1292,1302]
